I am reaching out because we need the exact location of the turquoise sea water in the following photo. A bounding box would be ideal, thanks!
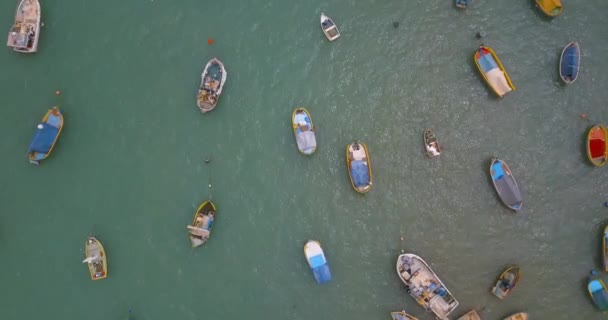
[1,0,608,319]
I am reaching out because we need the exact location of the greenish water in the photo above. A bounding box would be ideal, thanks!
[1,0,608,319]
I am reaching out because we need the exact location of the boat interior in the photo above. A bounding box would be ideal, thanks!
[348,144,367,162]
[589,127,606,161]
[7,0,39,50]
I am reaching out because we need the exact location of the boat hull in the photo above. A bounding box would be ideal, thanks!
[490,158,523,211]
[559,42,580,84]
[586,125,608,167]
[27,106,64,165]
[474,46,515,97]
[292,107,317,155]
[7,0,41,53]
[456,310,481,320]
[188,200,217,247]
[346,142,372,193]
[84,236,108,280]
[503,313,529,320]
[390,311,419,320]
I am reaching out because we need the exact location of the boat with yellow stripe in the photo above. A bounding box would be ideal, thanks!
[27,106,64,165]
[346,142,372,193]
[474,46,515,98]
[535,0,562,17]
[83,236,108,280]
[187,200,217,247]
[587,125,608,167]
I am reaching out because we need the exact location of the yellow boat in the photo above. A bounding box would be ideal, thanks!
[83,236,108,280]
[291,107,317,155]
[346,142,372,193]
[504,313,528,320]
[535,0,563,17]
[187,200,217,247]
[474,46,515,98]
[27,106,64,165]
[587,125,608,167]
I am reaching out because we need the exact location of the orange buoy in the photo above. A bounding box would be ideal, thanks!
[207,38,214,45]
[55,90,61,95]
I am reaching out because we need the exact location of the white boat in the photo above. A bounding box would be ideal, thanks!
[396,253,459,320]
[304,240,332,284]
[196,58,227,113]
[320,13,340,41]
[6,0,41,53]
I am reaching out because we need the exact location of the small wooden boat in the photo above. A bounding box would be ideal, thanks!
[6,0,41,53]
[503,313,528,320]
[320,13,340,41]
[587,125,608,167]
[390,311,419,320]
[491,266,521,299]
[490,158,523,211]
[588,270,608,311]
[396,253,459,319]
[304,240,331,284]
[27,106,64,165]
[292,108,317,155]
[535,0,563,17]
[424,129,441,158]
[457,310,482,320]
[197,58,227,113]
[474,46,515,98]
[187,200,217,247]
[559,42,580,84]
[603,226,608,272]
[346,142,372,193]
[82,236,108,280]
[455,0,471,9]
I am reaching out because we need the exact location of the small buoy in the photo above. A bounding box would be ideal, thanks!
[581,113,587,119]
[476,31,486,39]
[207,38,214,45]
[393,22,399,28]
[400,237,404,240]
[37,124,43,129]
[591,269,598,276]
[55,90,61,95]
[604,201,608,208]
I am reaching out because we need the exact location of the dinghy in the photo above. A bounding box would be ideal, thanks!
[424,129,441,158]
[346,142,372,193]
[27,106,64,165]
[455,0,471,9]
[304,240,331,284]
[197,58,227,113]
[83,236,108,280]
[187,200,217,247]
[6,0,41,53]
[535,0,563,17]
[490,158,523,211]
[292,108,317,155]
[604,226,608,272]
[390,311,419,320]
[320,13,340,41]
[588,270,608,311]
[491,266,521,299]
[559,42,580,84]
[503,313,528,320]
[396,253,459,319]
[586,125,607,167]
[474,46,515,97]
[457,310,482,320]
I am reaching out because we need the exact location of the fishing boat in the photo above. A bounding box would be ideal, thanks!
[390,311,419,320]
[27,106,64,165]
[346,142,372,193]
[535,0,563,17]
[304,240,332,284]
[503,313,528,320]
[82,236,108,280]
[604,226,608,272]
[396,253,459,319]
[491,266,521,299]
[320,13,340,41]
[588,270,608,311]
[196,58,227,113]
[490,158,523,211]
[187,200,217,247]
[559,42,580,84]
[455,0,470,9]
[474,46,515,98]
[587,125,607,167]
[457,310,481,320]
[6,0,41,53]
[424,129,441,158]
[292,107,317,155]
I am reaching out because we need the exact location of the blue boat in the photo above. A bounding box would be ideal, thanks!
[587,270,608,311]
[559,42,580,85]
[304,240,331,284]
[455,0,470,9]
[490,158,522,211]
[27,106,64,165]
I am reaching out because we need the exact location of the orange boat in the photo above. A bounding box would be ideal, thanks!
[587,125,608,167]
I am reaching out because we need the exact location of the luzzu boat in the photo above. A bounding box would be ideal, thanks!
[187,200,217,248]
[27,106,64,165]
[587,271,608,311]
[197,58,227,113]
[474,46,515,97]
[490,158,523,211]
[6,0,41,53]
[587,125,607,167]
[304,240,331,284]
[559,42,580,85]
[83,236,108,280]
[390,311,418,320]
[292,107,317,155]
[346,142,372,193]
[535,0,563,17]
[491,266,521,299]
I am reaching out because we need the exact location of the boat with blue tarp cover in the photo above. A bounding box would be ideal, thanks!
[490,158,522,211]
[559,42,580,85]
[390,310,418,320]
[474,46,515,98]
[291,108,317,155]
[346,142,372,193]
[603,226,608,272]
[587,270,608,311]
[27,106,64,165]
[455,0,470,9]
[304,240,331,284]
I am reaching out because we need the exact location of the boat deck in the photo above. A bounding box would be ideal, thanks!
[349,144,367,161]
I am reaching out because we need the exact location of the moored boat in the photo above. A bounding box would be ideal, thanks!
[588,270,608,311]
[346,142,372,193]
[82,236,108,280]
[535,0,563,17]
[457,310,482,320]
[455,0,471,9]
[27,106,64,165]
[587,125,608,167]
[490,158,523,211]
[390,310,419,320]
[304,240,331,284]
[6,0,41,53]
[292,108,317,155]
[474,46,515,97]
[197,58,227,113]
[503,313,528,320]
[491,266,521,299]
[320,13,340,41]
[424,129,441,158]
[559,42,580,84]
[604,226,608,272]
[187,200,217,247]
[396,253,459,319]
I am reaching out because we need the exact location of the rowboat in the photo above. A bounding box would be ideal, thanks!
[396,253,459,319]
[304,240,331,284]
[474,46,515,98]
[604,226,608,272]
[6,0,41,53]
[457,310,481,320]
[346,142,372,193]
[292,108,317,155]
[197,58,227,113]
[491,266,521,299]
[490,158,523,211]
[503,313,528,320]
[27,106,64,165]
[82,236,108,280]
[455,0,471,9]
[588,270,608,311]
[320,13,340,41]
[559,42,580,84]
[535,0,563,17]
[424,129,441,158]
[587,125,607,167]
[187,200,217,247]
[390,311,419,320]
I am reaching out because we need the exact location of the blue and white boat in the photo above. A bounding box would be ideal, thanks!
[490,158,522,211]
[291,107,317,155]
[559,42,580,85]
[587,270,608,311]
[27,106,64,165]
[455,0,470,9]
[304,240,331,284]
